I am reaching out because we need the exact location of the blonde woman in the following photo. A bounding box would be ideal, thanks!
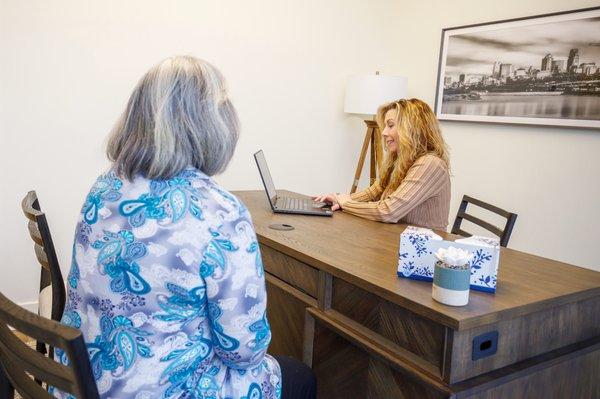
[315,99,450,231]
[52,56,315,399]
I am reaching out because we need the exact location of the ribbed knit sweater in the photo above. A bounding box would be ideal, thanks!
[337,154,451,231]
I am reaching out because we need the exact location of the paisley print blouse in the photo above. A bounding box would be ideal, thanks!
[51,168,281,399]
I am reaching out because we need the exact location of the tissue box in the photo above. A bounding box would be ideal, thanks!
[398,227,500,293]
[397,226,442,281]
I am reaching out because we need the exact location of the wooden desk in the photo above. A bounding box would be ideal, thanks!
[234,190,600,399]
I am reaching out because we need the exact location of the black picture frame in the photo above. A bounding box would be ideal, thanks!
[434,6,600,129]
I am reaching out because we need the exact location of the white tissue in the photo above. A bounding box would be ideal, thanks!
[434,246,474,267]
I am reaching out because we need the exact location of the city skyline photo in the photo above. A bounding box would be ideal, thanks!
[444,16,600,79]
[435,7,600,129]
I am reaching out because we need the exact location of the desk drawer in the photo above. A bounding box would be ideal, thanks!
[330,277,446,371]
[260,244,319,298]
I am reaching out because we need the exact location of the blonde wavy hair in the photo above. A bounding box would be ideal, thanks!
[376,98,449,200]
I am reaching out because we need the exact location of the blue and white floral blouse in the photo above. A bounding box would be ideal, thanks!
[52,168,281,399]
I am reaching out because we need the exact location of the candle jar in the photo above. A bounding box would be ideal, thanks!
[432,260,471,306]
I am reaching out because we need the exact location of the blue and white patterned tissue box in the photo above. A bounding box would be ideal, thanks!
[397,226,443,281]
[398,227,500,293]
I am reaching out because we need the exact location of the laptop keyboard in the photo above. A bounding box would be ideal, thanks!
[282,197,310,210]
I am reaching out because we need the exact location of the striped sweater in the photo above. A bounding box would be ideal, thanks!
[336,154,451,231]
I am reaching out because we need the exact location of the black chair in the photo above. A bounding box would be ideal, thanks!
[0,291,99,399]
[21,191,66,358]
[451,195,518,247]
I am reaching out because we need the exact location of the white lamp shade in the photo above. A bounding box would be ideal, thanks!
[344,75,408,115]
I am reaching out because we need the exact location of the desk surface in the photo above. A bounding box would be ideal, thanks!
[235,190,600,330]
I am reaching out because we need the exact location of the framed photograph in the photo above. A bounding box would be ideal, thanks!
[434,7,600,129]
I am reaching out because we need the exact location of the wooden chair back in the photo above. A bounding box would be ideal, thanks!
[21,191,66,359]
[451,195,518,247]
[0,291,99,399]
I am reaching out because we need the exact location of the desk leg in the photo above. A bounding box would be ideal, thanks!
[303,311,315,367]
[266,273,316,361]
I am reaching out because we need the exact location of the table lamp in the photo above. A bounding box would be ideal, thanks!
[344,73,408,193]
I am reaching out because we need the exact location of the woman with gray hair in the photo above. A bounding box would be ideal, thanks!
[51,56,315,399]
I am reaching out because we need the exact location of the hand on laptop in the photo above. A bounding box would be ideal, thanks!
[313,194,341,211]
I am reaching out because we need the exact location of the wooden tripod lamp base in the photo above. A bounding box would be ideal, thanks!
[350,120,383,194]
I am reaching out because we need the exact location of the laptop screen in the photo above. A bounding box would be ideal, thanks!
[254,150,277,204]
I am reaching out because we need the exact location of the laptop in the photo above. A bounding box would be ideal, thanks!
[254,150,333,216]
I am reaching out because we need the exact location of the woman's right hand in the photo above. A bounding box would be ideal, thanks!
[312,193,341,211]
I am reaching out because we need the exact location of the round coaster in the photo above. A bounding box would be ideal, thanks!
[268,223,295,231]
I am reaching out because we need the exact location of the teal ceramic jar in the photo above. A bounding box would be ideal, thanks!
[432,260,470,306]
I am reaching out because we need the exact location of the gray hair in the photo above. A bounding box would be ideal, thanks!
[107,56,239,180]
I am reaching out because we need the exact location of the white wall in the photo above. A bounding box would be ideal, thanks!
[392,0,600,272]
[1,0,598,308]
[0,0,403,306]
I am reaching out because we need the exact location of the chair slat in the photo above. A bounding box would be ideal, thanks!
[21,191,42,222]
[0,293,77,349]
[458,211,504,238]
[28,220,43,246]
[34,244,50,271]
[0,327,75,393]
[0,352,54,399]
[463,195,513,218]
[0,292,100,399]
